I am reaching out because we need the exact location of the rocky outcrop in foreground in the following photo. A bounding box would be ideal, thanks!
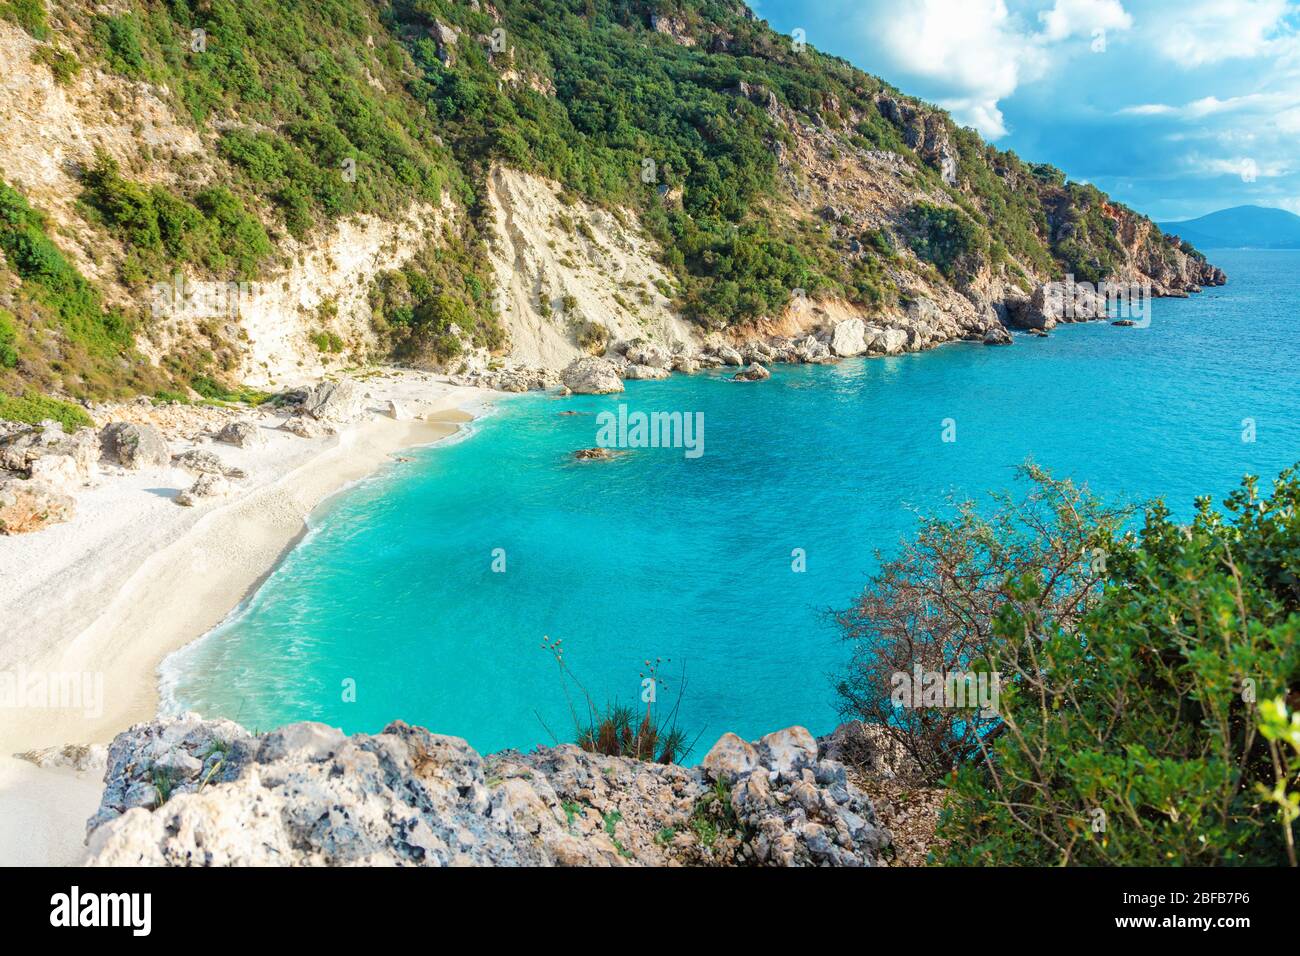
[82,715,890,867]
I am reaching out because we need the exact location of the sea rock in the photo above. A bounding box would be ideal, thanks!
[573,447,617,461]
[715,345,744,366]
[561,357,624,394]
[175,472,230,507]
[82,716,890,867]
[214,421,265,448]
[1112,319,1137,327]
[983,325,1013,346]
[299,380,363,423]
[733,362,771,382]
[622,363,671,381]
[866,328,908,355]
[672,354,700,374]
[0,479,75,534]
[828,318,868,357]
[793,335,831,362]
[100,422,170,470]
[624,342,671,369]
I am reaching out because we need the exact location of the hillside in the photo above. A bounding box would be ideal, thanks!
[0,0,1224,417]
[1159,205,1300,250]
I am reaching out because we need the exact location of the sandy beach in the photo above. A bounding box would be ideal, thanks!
[0,369,491,865]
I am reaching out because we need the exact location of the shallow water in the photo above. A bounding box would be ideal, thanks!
[163,250,1300,758]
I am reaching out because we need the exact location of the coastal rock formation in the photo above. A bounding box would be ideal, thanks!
[733,362,771,382]
[299,380,364,423]
[561,356,624,394]
[983,325,1013,346]
[215,421,265,448]
[829,318,868,357]
[175,473,231,507]
[82,715,890,867]
[622,363,671,381]
[100,422,170,471]
[0,478,75,534]
[0,423,99,490]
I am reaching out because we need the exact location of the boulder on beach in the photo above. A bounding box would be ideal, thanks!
[0,478,75,534]
[299,379,363,423]
[0,423,99,490]
[215,421,265,448]
[175,472,231,507]
[100,422,170,471]
[561,356,624,394]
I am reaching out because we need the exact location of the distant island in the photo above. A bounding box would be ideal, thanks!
[1159,205,1300,249]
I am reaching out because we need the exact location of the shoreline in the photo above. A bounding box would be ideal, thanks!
[0,370,492,864]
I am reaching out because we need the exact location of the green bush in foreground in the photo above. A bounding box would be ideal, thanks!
[937,468,1300,866]
[0,392,94,431]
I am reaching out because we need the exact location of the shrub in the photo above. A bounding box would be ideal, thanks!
[0,391,94,431]
[0,308,17,369]
[540,637,696,765]
[833,464,1130,782]
[935,468,1300,865]
[31,43,81,85]
[906,201,988,281]
[0,0,48,39]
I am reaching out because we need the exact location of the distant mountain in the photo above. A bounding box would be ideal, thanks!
[1159,205,1300,249]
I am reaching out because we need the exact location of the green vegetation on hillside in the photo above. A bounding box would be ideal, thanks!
[0,0,1205,403]
[0,178,159,399]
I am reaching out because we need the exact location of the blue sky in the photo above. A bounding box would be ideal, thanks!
[751,0,1300,221]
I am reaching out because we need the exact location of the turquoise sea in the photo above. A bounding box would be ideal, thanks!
[162,250,1300,757]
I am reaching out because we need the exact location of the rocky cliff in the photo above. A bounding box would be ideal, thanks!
[0,0,1224,414]
[78,714,891,867]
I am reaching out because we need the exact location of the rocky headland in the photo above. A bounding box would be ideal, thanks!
[53,714,908,867]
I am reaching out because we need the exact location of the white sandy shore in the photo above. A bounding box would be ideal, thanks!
[0,368,492,865]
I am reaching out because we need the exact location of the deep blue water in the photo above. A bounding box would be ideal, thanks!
[163,250,1300,757]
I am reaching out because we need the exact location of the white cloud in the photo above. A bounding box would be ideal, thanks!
[1039,0,1133,41]
[1147,0,1293,67]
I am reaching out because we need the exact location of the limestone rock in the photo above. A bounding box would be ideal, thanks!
[175,473,230,507]
[100,422,170,470]
[83,716,891,867]
[983,325,1013,345]
[829,318,868,357]
[215,421,265,448]
[299,380,363,423]
[733,362,771,382]
[0,479,75,534]
[622,363,671,381]
[561,357,624,394]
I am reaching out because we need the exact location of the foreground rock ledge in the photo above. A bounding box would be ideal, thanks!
[82,715,890,867]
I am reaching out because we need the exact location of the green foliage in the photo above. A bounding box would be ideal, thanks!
[0,0,49,38]
[31,43,81,84]
[81,153,271,282]
[937,469,1300,866]
[0,391,94,431]
[92,14,148,79]
[0,178,135,374]
[311,330,345,354]
[189,374,269,405]
[369,221,501,362]
[905,201,987,282]
[0,308,17,369]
